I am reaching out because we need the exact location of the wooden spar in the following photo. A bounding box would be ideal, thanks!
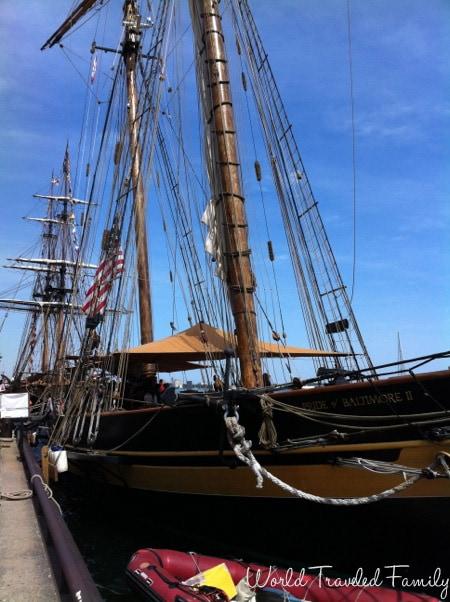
[190,0,262,388]
[41,189,53,376]
[42,178,58,377]
[41,311,49,374]
[41,0,100,50]
[7,258,97,268]
[123,0,153,345]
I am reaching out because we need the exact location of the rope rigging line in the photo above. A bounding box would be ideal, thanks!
[346,0,358,304]
[232,18,288,358]
[231,9,338,366]
[155,130,220,335]
[231,0,375,377]
[157,105,237,348]
[156,72,234,340]
[60,45,102,104]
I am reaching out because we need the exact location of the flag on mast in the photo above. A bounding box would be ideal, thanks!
[63,145,70,177]
[82,248,124,317]
[63,143,72,195]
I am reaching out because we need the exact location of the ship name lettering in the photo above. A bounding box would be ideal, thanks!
[302,400,328,411]
[342,391,405,408]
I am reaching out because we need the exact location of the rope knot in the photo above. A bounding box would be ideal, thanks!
[225,416,246,442]
[258,395,278,449]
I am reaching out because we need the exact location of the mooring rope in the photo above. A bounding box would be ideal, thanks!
[30,474,63,515]
[225,415,449,506]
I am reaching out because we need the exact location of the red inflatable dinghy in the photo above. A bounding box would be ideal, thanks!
[126,548,437,602]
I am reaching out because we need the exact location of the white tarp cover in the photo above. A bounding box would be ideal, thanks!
[0,393,29,419]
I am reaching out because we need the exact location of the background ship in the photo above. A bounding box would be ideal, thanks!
[0,148,94,406]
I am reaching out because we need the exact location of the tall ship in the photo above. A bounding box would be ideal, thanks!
[2,1,449,511]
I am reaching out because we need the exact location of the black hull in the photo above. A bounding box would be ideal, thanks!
[84,369,450,452]
[62,369,450,499]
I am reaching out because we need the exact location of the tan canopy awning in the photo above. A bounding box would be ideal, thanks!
[122,322,346,370]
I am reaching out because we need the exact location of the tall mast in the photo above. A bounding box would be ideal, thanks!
[123,0,153,345]
[41,311,49,373]
[190,0,262,387]
[54,148,71,384]
[41,178,54,375]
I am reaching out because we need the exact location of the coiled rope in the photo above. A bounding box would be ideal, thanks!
[1,489,33,501]
[225,415,449,506]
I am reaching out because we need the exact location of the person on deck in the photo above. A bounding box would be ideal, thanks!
[262,372,272,387]
[213,374,223,391]
[144,375,158,404]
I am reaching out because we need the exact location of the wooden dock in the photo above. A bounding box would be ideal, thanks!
[0,437,61,601]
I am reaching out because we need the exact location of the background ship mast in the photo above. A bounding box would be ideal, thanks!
[0,147,88,389]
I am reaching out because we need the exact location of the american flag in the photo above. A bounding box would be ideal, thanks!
[81,248,124,317]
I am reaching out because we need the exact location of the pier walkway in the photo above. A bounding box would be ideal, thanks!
[0,437,60,602]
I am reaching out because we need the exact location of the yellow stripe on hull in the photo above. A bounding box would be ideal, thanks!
[67,439,450,499]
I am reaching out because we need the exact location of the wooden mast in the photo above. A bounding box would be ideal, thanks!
[123,0,153,345]
[190,0,262,388]
[41,312,50,374]
[54,148,71,387]
[41,186,54,375]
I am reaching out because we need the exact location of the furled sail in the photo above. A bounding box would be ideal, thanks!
[201,200,225,280]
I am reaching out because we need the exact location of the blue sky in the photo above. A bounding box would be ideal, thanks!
[0,1,449,377]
